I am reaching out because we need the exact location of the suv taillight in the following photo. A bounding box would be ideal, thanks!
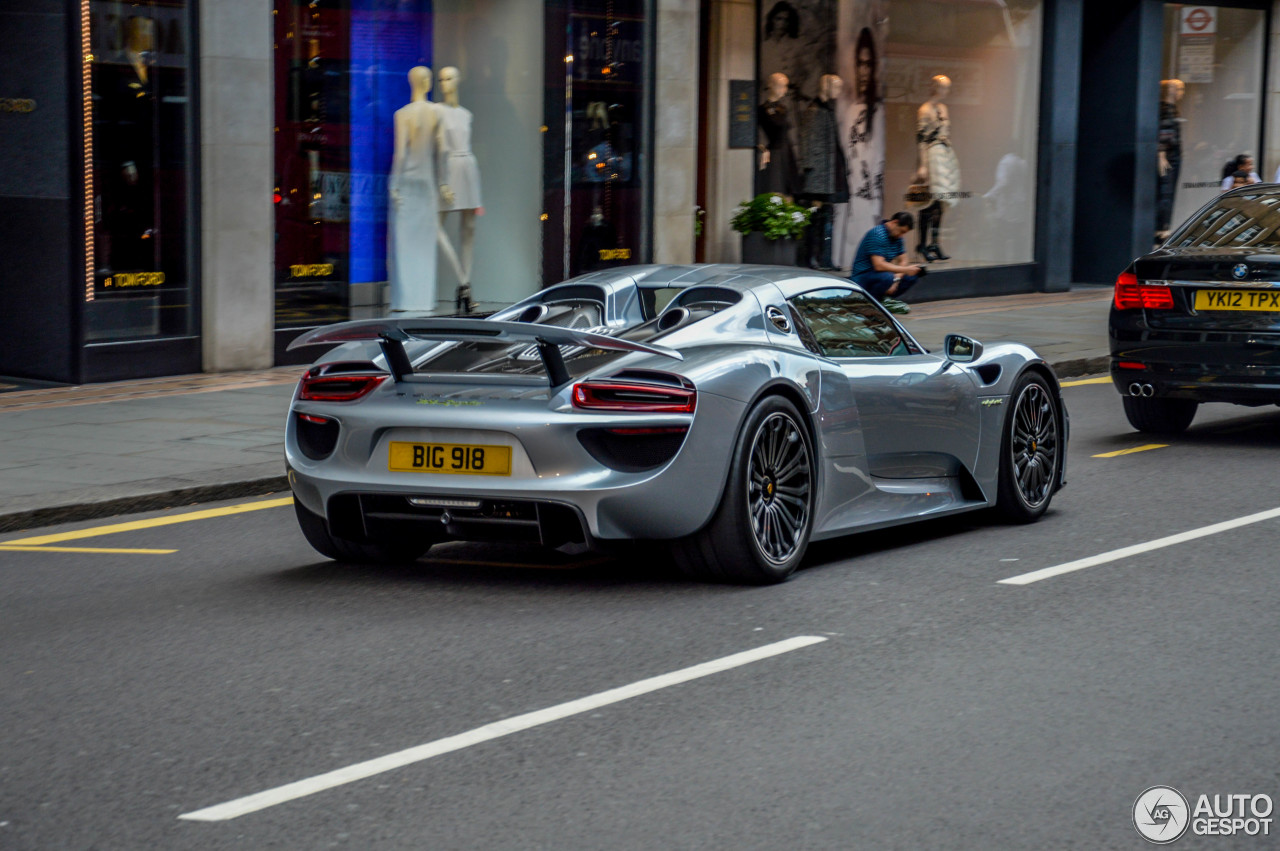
[298,373,387,402]
[1114,272,1174,310]
[571,379,696,413]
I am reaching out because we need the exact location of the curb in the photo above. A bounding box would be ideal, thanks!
[0,476,290,535]
[0,355,1113,535]
[1051,355,1110,380]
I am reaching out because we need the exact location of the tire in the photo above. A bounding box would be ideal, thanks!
[293,498,432,564]
[1122,395,1198,435]
[996,372,1063,523]
[670,396,815,584]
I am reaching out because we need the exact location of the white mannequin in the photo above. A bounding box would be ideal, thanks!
[387,66,446,313]
[913,74,959,262]
[434,66,483,312]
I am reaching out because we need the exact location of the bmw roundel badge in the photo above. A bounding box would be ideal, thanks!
[1233,263,1249,280]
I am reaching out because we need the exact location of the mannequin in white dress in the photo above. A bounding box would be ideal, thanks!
[434,66,483,312]
[387,66,446,312]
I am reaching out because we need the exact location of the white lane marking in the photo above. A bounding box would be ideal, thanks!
[1000,506,1280,585]
[179,635,828,822]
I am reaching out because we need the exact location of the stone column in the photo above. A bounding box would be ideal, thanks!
[653,0,699,264]
[703,0,755,263]
[200,0,273,370]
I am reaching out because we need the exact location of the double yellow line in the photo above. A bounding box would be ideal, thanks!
[0,497,294,555]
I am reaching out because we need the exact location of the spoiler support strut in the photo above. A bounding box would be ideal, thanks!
[378,332,415,382]
[536,339,571,388]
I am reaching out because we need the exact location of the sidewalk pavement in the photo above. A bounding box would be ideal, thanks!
[0,288,1113,534]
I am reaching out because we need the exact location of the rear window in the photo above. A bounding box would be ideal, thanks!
[1170,192,1280,249]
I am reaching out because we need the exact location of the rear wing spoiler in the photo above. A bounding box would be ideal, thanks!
[286,318,681,388]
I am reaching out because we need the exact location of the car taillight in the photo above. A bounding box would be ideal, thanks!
[1114,272,1174,310]
[298,373,387,401]
[571,379,696,413]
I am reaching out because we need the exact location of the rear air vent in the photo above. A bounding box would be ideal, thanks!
[656,307,692,331]
[517,304,550,324]
[607,369,689,388]
[296,413,339,460]
[577,427,690,473]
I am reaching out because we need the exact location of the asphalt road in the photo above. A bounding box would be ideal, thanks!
[3,379,1279,850]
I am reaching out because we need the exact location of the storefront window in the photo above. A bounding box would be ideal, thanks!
[1157,5,1266,240]
[274,0,552,335]
[543,0,653,284]
[87,0,195,341]
[757,0,1041,273]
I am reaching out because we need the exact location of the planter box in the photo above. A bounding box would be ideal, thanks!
[741,232,799,266]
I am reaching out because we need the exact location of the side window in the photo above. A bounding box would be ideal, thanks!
[787,288,911,358]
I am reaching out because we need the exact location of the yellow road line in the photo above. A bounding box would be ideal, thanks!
[1061,376,1112,387]
[0,546,177,554]
[1092,444,1168,458]
[1,496,294,546]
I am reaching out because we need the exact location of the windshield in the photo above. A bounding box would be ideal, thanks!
[1168,191,1280,250]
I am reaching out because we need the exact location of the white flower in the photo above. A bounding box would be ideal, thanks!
[770,195,783,205]
[791,211,804,222]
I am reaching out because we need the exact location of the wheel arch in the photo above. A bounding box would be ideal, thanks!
[691,378,821,534]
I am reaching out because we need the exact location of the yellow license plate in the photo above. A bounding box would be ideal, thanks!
[388,442,511,475]
[1195,289,1280,311]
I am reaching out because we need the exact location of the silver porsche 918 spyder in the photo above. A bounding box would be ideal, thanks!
[285,264,1067,584]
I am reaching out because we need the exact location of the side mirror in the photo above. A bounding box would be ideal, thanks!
[944,333,983,364]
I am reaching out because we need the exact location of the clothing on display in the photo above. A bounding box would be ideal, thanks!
[388,67,442,313]
[438,104,482,211]
[757,97,802,197]
[918,102,960,208]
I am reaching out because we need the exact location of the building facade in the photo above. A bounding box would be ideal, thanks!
[0,0,1276,382]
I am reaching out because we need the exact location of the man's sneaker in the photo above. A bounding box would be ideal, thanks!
[882,297,911,315]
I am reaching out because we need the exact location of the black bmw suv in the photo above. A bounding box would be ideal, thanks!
[1111,184,1280,433]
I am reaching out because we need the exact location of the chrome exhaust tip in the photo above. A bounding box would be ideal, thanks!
[1127,383,1156,397]
[1142,383,1155,397]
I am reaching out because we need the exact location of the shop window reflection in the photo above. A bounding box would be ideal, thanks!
[88,0,192,342]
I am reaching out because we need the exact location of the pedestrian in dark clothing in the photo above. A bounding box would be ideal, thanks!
[848,211,923,314]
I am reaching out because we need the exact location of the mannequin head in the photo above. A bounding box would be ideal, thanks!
[407,66,432,100]
[854,27,876,102]
[438,66,460,104]
[765,72,789,102]
[820,74,843,102]
[929,74,951,101]
[1161,78,1185,105]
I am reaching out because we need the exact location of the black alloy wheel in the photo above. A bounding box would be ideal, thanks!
[747,410,813,565]
[996,372,1061,522]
